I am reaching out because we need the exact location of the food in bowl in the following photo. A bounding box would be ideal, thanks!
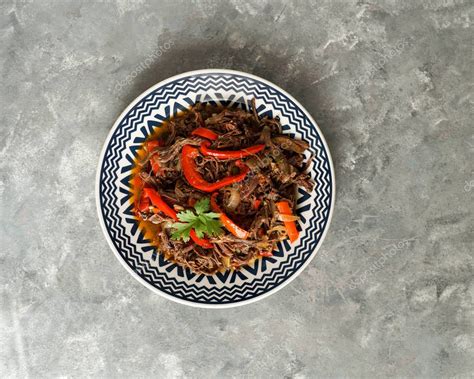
[131,100,313,275]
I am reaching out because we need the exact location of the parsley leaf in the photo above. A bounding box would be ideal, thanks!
[204,212,220,219]
[201,217,223,237]
[170,197,223,242]
[194,197,210,214]
[170,222,193,242]
[177,210,197,223]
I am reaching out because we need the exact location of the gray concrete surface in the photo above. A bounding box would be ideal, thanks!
[1,0,473,377]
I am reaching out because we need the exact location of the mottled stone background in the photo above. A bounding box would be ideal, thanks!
[1,0,473,377]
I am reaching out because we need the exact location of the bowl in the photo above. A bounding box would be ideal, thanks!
[96,69,335,308]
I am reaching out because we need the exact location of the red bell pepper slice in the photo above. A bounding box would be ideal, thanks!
[253,199,262,210]
[191,127,219,141]
[190,229,213,249]
[181,145,249,192]
[276,201,299,243]
[142,188,178,220]
[131,173,143,189]
[200,140,265,159]
[146,140,163,175]
[150,155,161,175]
[146,139,163,151]
[137,194,151,212]
[210,193,249,239]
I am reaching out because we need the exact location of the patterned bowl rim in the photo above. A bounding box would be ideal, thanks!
[95,69,336,308]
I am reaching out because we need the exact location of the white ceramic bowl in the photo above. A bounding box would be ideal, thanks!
[96,69,335,308]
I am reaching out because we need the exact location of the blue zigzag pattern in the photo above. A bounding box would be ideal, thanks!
[99,73,333,305]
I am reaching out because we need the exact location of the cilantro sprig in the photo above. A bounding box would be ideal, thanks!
[171,198,223,242]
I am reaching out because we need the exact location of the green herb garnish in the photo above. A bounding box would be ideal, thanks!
[171,198,223,242]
